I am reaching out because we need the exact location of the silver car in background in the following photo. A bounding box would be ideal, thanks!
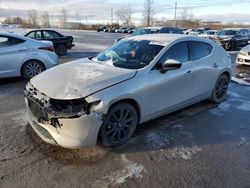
[24,34,231,148]
[0,32,58,79]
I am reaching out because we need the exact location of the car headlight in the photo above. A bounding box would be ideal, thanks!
[50,98,88,114]
[222,38,232,41]
[238,51,247,56]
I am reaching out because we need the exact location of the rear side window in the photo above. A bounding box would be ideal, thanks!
[189,41,212,61]
[0,36,24,47]
[44,31,62,38]
[35,31,42,39]
[158,42,189,64]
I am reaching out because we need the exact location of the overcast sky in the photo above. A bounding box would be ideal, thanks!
[0,0,250,24]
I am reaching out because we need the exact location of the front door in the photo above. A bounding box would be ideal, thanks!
[147,41,193,117]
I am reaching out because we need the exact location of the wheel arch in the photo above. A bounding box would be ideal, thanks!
[107,98,141,124]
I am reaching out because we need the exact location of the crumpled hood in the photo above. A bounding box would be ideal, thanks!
[30,58,137,99]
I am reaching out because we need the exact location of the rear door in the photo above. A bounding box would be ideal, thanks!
[189,41,218,98]
[0,35,28,78]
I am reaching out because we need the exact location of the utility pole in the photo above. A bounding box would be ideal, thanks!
[51,14,54,28]
[174,2,177,28]
[111,8,113,27]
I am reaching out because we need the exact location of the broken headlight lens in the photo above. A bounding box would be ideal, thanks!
[49,98,88,114]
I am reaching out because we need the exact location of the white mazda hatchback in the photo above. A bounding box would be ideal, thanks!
[24,34,231,148]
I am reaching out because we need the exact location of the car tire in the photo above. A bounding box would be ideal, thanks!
[210,74,230,103]
[100,102,138,147]
[56,45,67,56]
[21,60,45,80]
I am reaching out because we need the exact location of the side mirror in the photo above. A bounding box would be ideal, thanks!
[160,59,182,73]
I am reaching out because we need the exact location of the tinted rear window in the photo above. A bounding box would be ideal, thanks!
[0,36,24,47]
[189,41,212,61]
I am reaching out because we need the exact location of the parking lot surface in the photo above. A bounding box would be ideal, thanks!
[0,30,250,188]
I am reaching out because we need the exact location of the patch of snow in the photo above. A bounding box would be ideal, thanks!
[209,102,230,116]
[172,146,202,160]
[238,137,248,147]
[11,111,28,133]
[219,130,234,135]
[94,154,145,187]
[146,131,171,149]
[218,102,230,111]
[179,131,194,138]
[237,102,250,111]
[228,91,241,98]
[209,108,224,116]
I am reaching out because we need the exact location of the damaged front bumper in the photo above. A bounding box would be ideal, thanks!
[24,83,104,148]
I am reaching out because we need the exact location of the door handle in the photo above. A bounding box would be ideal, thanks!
[213,63,218,68]
[186,70,192,74]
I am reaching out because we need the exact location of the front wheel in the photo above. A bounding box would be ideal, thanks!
[100,103,138,147]
[210,74,230,103]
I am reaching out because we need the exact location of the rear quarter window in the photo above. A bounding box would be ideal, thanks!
[189,41,213,61]
[0,36,25,47]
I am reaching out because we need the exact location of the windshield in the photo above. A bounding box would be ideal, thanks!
[95,39,164,69]
[206,31,215,35]
[131,29,150,36]
[217,30,237,36]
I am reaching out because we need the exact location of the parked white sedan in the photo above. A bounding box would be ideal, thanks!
[0,32,58,79]
[24,34,232,148]
[236,44,250,65]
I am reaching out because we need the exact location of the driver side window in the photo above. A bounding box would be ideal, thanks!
[158,42,189,64]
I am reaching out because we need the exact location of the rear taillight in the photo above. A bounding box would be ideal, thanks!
[39,46,55,52]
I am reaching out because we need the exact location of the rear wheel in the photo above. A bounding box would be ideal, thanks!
[56,45,67,56]
[211,74,230,103]
[100,102,138,147]
[21,60,45,79]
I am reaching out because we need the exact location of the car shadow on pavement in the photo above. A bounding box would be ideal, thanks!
[0,77,26,85]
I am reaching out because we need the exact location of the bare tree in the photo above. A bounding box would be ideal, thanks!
[116,6,134,27]
[59,8,68,28]
[41,11,50,28]
[143,0,154,26]
[28,9,39,28]
[179,8,194,20]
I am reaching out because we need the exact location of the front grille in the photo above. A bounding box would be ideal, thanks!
[245,59,250,63]
[27,97,45,119]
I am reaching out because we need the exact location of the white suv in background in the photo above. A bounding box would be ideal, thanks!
[0,32,58,79]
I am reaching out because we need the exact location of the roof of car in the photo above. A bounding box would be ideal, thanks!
[222,28,241,30]
[0,32,28,40]
[128,34,199,44]
[27,29,57,32]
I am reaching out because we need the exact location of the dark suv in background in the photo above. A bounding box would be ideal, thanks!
[212,28,250,51]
